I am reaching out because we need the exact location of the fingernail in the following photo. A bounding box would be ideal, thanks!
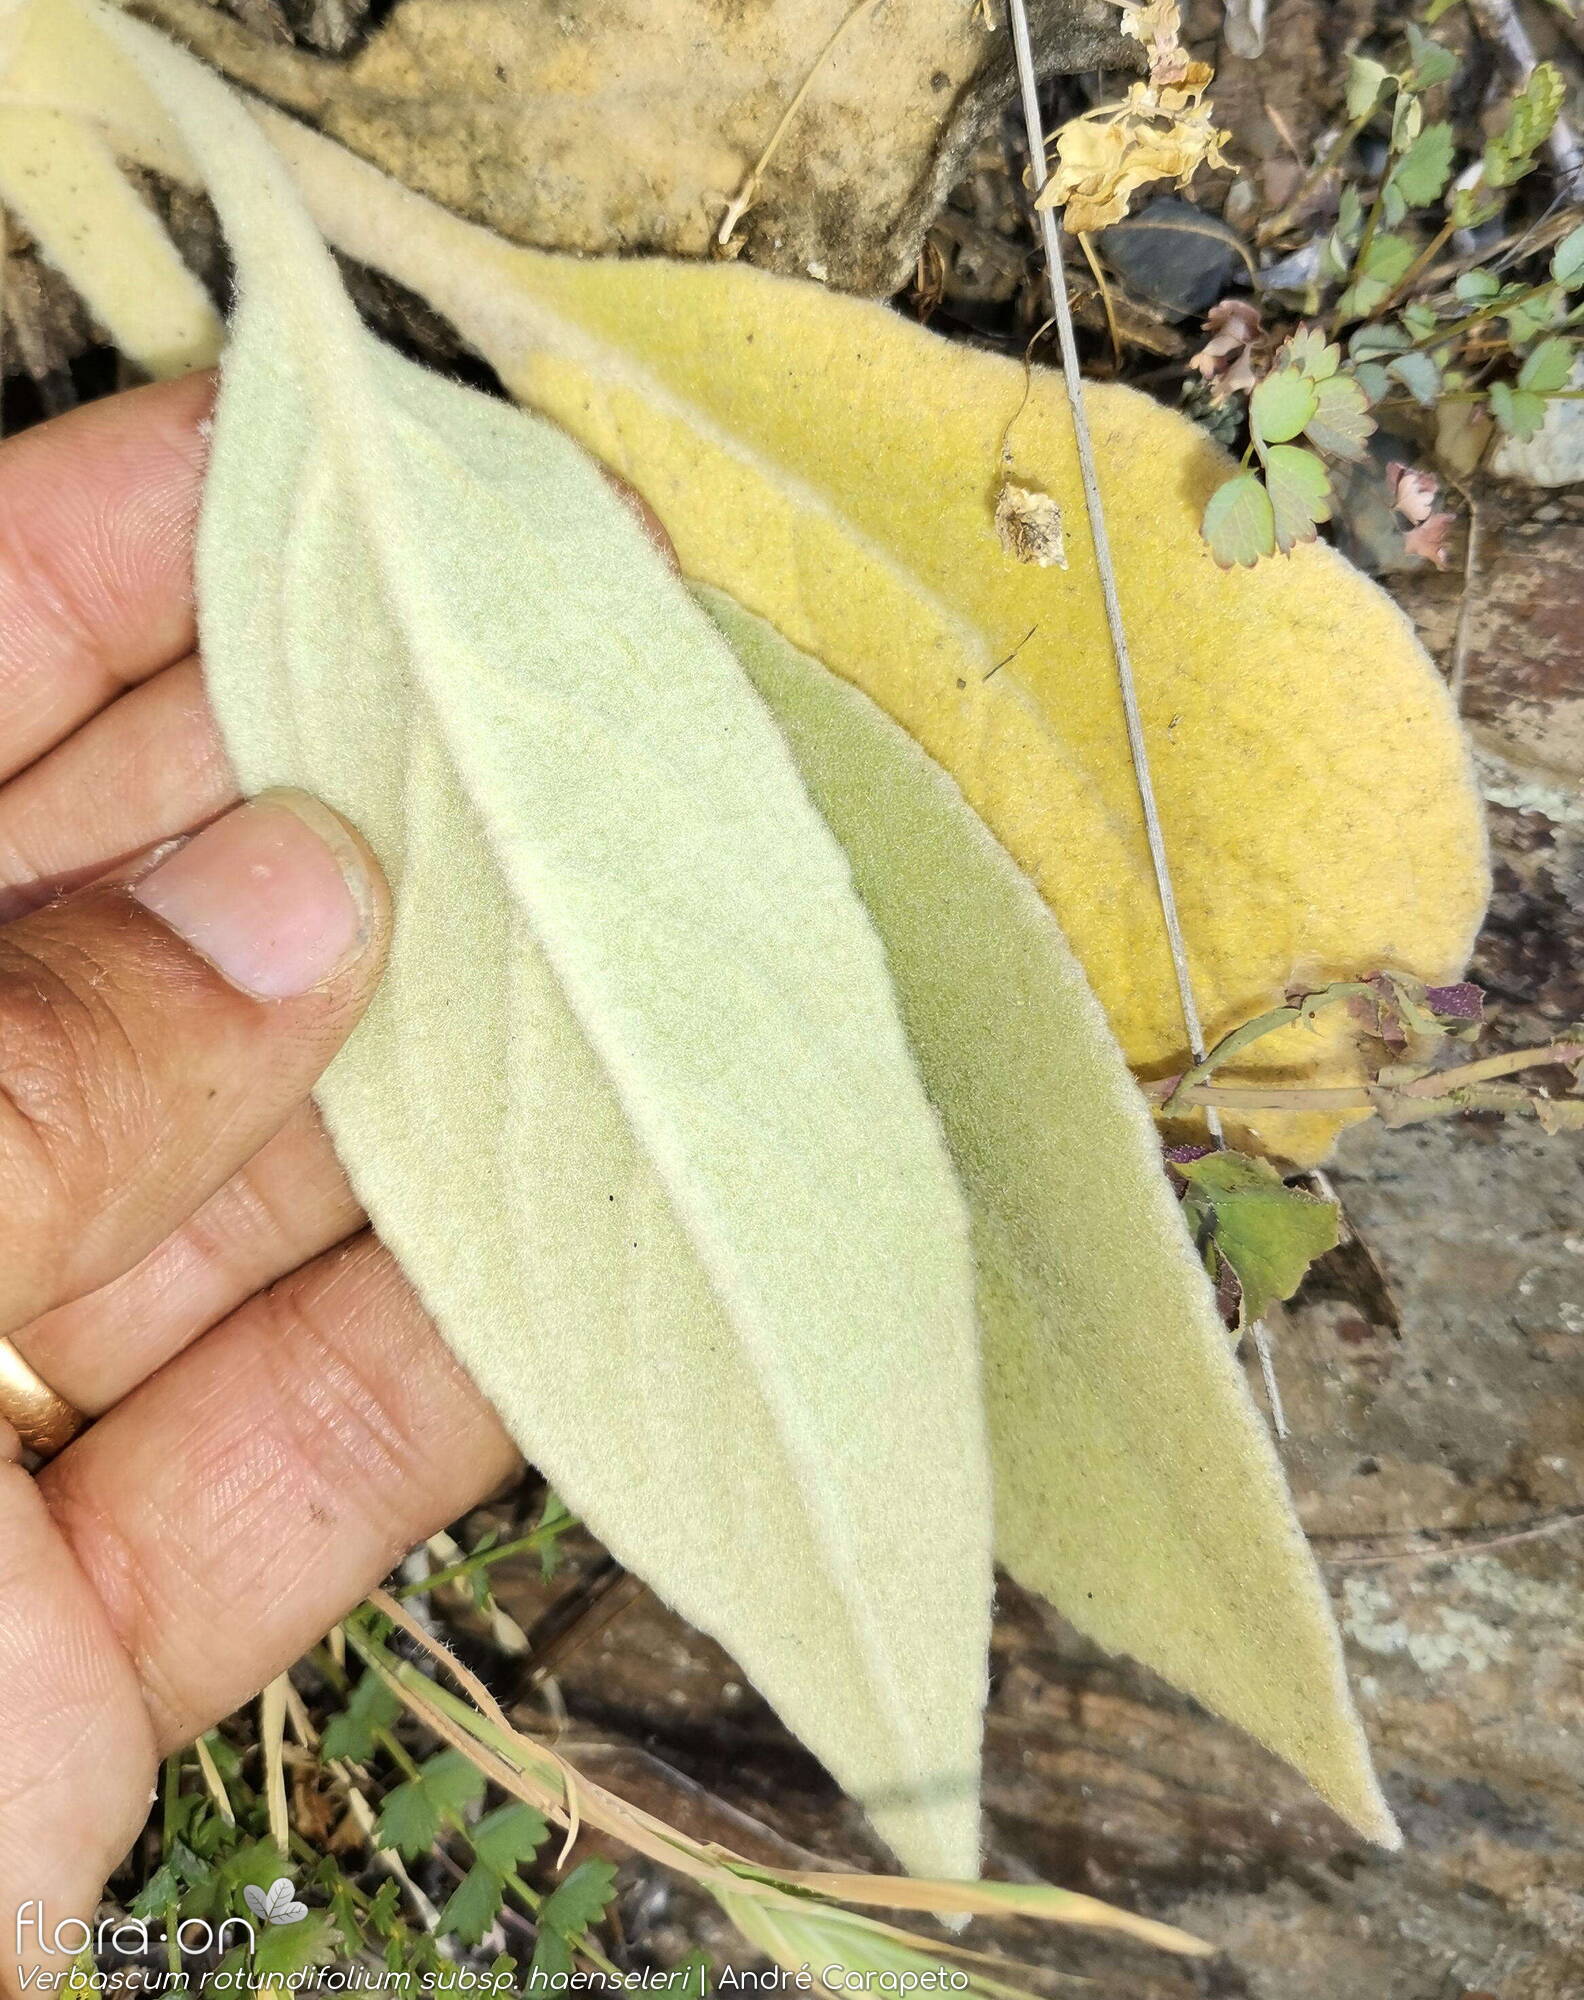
[133,791,373,1000]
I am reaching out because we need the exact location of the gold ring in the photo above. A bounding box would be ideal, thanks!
[0,1339,86,1461]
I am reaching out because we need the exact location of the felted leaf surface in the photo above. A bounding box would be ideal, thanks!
[135,117,1483,1167]
[21,2,1419,1842]
[105,7,993,1882]
[3,28,1490,1166]
[704,589,1396,1843]
[0,103,219,374]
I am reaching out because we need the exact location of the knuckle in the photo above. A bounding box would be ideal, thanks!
[41,1461,193,1748]
[0,929,153,1225]
[257,1240,500,1545]
[258,1247,420,1505]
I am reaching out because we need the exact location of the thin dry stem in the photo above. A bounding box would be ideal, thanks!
[715,0,887,251]
[1004,0,1222,1142]
[1320,1506,1584,1567]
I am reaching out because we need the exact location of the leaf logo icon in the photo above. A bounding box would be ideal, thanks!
[243,1878,309,1927]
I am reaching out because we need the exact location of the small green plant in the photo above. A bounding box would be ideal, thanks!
[1157,969,1582,1324]
[1198,19,1583,566]
[100,1506,1210,1993]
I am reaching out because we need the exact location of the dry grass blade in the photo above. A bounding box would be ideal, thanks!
[368,1583,511,1729]
[192,1733,236,1826]
[756,1870,1210,1954]
[259,1674,290,1854]
[341,1607,1210,1964]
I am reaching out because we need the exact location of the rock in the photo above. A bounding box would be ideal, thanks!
[484,1109,1584,1999]
[1492,357,1584,487]
[132,0,1137,297]
[1458,485,1584,789]
[1328,433,1427,576]
[1256,239,1324,293]
[1096,195,1248,317]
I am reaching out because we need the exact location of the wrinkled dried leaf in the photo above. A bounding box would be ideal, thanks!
[994,480,1067,567]
[102,3,994,1880]
[1387,461,1454,569]
[1189,297,1264,401]
[1038,82,1229,235]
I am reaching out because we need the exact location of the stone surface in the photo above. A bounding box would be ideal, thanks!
[1097,196,1248,318]
[1492,360,1584,489]
[489,1112,1584,1998]
[132,0,1134,297]
[476,471,1584,1980]
[1460,490,1584,796]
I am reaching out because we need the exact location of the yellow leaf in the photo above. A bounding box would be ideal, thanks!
[0,35,1488,1162]
[206,144,1479,1164]
[490,286,1483,1167]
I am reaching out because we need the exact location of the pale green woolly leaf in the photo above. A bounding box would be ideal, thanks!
[99,4,992,1880]
[80,0,1395,1854]
[705,593,1397,1848]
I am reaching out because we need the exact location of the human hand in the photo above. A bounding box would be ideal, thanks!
[0,378,520,1991]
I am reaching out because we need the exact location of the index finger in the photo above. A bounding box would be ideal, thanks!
[0,373,212,786]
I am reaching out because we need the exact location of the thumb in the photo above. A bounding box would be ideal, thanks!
[0,790,388,1335]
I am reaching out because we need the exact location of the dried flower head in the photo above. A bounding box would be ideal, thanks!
[1190,299,1267,403]
[1386,461,1456,569]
